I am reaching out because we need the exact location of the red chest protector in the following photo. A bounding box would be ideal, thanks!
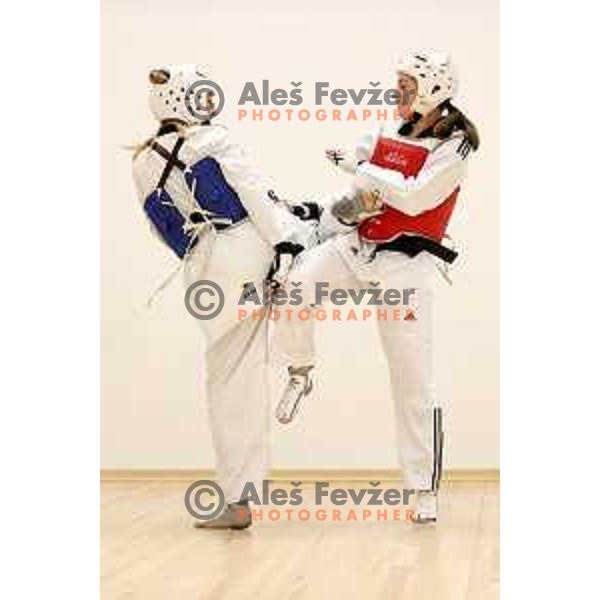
[357,136,459,243]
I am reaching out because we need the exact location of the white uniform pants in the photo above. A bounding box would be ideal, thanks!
[276,232,443,492]
[205,317,270,504]
[184,223,273,504]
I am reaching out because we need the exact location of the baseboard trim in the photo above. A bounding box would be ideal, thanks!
[101,468,499,483]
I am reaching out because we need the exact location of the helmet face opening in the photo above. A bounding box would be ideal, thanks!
[195,90,215,112]
[397,71,418,97]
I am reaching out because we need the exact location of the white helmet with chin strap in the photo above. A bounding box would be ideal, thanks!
[148,64,215,125]
[397,50,457,116]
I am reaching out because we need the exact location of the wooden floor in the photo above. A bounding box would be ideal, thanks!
[101,480,499,600]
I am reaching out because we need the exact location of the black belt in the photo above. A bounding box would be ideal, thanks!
[373,235,458,264]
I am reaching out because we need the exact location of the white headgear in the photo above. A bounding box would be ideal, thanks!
[148,64,213,124]
[397,50,457,116]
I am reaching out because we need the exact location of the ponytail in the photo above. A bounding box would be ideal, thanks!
[432,101,480,151]
[131,120,190,161]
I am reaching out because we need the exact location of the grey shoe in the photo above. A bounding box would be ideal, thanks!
[276,366,314,424]
[192,501,252,530]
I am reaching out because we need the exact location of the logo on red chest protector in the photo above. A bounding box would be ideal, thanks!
[370,137,429,177]
[358,137,459,243]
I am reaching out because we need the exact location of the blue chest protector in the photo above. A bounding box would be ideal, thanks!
[143,137,248,259]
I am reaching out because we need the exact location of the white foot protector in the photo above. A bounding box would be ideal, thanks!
[412,490,438,524]
[276,366,314,424]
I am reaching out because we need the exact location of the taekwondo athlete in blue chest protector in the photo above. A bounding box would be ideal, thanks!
[132,65,309,529]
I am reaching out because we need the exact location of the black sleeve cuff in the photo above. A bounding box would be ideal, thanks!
[274,241,305,257]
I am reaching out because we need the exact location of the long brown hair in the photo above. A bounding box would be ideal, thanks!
[431,101,480,150]
[131,120,189,161]
[400,101,480,151]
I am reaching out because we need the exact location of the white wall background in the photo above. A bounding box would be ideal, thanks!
[101,0,499,469]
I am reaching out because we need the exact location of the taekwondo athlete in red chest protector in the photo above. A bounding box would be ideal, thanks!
[275,50,480,523]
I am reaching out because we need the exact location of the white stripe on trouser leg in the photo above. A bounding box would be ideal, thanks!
[206,317,270,504]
